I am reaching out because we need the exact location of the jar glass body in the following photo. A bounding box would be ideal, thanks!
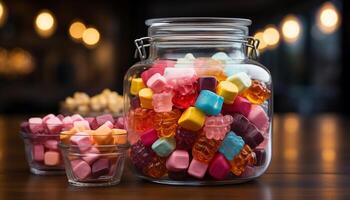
[123,18,272,185]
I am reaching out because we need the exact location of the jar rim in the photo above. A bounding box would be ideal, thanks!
[145,17,252,26]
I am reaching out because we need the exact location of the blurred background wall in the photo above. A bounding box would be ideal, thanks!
[0,0,347,115]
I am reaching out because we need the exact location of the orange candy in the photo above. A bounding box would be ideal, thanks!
[143,156,167,178]
[194,58,227,81]
[230,144,256,176]
[242,80,271,105]
[128,108,155,133]
[192,134,222,163]
[154,109,182,137]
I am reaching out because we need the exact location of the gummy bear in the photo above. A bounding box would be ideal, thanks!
[192,133,222,163]
[194,58,227,81]
[175,128,198,150]
[154,109,182,137]
[143,155,167,178]
[242,80,271,105]
[203,114,233,140]
[130,140,155,170]
[128,108,155,133]
[172,82,199,109]
[230,144,256,176]
[152,92,174,112]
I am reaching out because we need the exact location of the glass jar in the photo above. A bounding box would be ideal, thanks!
[124,18,272,185]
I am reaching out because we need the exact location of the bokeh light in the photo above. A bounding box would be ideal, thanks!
[0,1,8,26]
[254,31,267,52]
[82,27,100,46]
[69,21,86,40]
[281,15,301,43]
[317,2,340,34]
[34,10,56,38]
[263,25,280,48]
[0,48,35,76]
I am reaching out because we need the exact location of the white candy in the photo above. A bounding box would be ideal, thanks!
[174,53,196,68]
[227,72,252,93]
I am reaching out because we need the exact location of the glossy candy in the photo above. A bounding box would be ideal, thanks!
[192,134,221,163]
[152,92,174,112]
[188,159,208,179]
[226,72,252,93]
[140,129,158,147]
[208,153,231,180]
[198,76,217,92]
[178,107,206,132]
[166,150,190,172]
[128,108,155,133]
[164,68,197,91]
[230,144,256,176]
[44,151,60,166]
[247,105,269,133]
[195,90,224,115]
[71,159,91,180]
[130,141,155,170]
[154,109,181,137]
[143,156,167,178]
[216,81,238,104]
[242,80,271,105]
[222,96,252,117]
[172,82,198,109]
[151,137,176,157]
[92,158,110,178]
[175,128,197,150]
[130,78,146,96]
[218,131,245,161]
[203,114,233,140]
[147,73,169,93]
[139,88,153,109]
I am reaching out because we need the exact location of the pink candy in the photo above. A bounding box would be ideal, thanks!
[166,150,189,172]
[247,105,269,133]
[44,140,58,150]
[46,117,63,134]
[96,114,114,127]
[82,147,100,165]
[71,159,91,180]
[203,114,233,140]
[44,151,60,166]
[70,132,93,152]
[140,129,158,147]
[71,114,84,122]
[33,144,44,161]
[188,159,208,179]
[208,154,231,180]
[147,73,169,93]
[73,120,91,131]
[163,68,197,92]
[152,92,174,112]
[29,118,44,134]
[222,96,252,117]
[62,116,74,130]
[42,114,55,123]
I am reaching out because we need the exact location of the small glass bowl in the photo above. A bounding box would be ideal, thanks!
[20,131,65,175]
[59,141,129,187]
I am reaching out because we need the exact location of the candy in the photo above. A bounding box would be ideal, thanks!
[29,117,44,134]
[114,117,125,129]
[128,108,155,133]
[178,107,206,131]
[82,147,100,165]
[203,114,233,140]
[218,131,245,161]
[198,76,217,92]
[226,72,252,93]
[139,88,153,109]
[192,134,221,163]
[222,96,252,117]
[194,58,227,81]
[71,114,84,122]
[62,116,74,130]
[112,129,128,145]
[242,80,271,105]
[230,113,264,149]
[152,92,174,112]
[151,137,176,157]
[172,83,198,109]
[43,114,55,122]
[84,117,99,130]
[147,73,169,93]
[92,158,110,178]
[70,132,93,152]
[44,140,58,150]
[208,153,231,180]
[60,129,75,144]
[216,81,238,104]
[130,141,155,170]
[73,120,91,131]
[130,96,141,109]
[154,109,181,137]
[93,122,113,145]
[33,144,44,161]
[174,53,196,68]
[195,90,224,115]
[166,150,190,172]
[46,117,63,134]
[230,144,256,176]
[140,129,158,147]
[143,156,167,178]
[44,151,60,166]
[130,78,146,95]
[96,114,115,127]
[163,68,197,90]
[175,128,197,150]
[141,65,166,84]
[254,149,266,166]
[247,105,269,133]
[188,159,208,179]
[71,159,91,180]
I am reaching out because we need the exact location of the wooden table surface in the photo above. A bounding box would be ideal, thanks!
[1,114,350,200]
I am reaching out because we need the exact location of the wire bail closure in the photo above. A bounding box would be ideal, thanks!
[134,36,260,61]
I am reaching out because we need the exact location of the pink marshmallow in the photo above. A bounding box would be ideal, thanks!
[42,114,55,123]
[44,151,60,166]
[141,66,166,84]
[56,114,65,120]
[187,159,208,179]
[84,117,98,130]
[71,114,84,122]
[146,73,168,93]
[166,150,190,172]
[32,144,44,162]
[102,121,114,129]
[29,117,44,134]
[140,129,158,147]
[114,117,125,129]
[82,147,100,165]
[222,96,252,117]
[62,116,74,130]
[70,132,93,152]
[71,159,91,180]
[73,120,91,131]
[44,140,59,150]
[208,153,231,180]
[96,114,115,127]
[46,117,63,134]
[247,105,269,133]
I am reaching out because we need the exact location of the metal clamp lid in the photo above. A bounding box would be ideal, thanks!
[134,36,260,61]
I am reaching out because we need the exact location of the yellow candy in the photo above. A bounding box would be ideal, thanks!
[226,72,252,93]
[130,78,145,95]
[112,129,128,145]
[139,88,153,109]
[216,81,238,104]
[93,124,114,145]
[178,107,205,131]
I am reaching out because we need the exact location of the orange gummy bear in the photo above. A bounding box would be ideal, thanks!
[242,80,271,105]
[230,144,256,176]
[154,109,182,137]
[128,108,155,134]
[192,133,222,163]
[143,156,167,178]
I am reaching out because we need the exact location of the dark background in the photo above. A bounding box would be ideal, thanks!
[0,0,347,115]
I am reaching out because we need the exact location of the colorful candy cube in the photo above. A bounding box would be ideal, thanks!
[70,132,93,152]
[247,105,269,133]
[93,122,113,145]
[71,114,84,122]
[112,129,128,145]
[147,73,168,93]
[73,120,91,131]
[227,72,252,93]
[222,96,252,117]
[44,140,58,150]
[44,151,60,166]
[71,159,91,180]
[195,90,224,115]
[141,66,166,84]
[152,92,174,112]
[45,117,63,134]
[140,129,159,147]
[151,137,176,157]
[82,147,100,165]
[32,144,44,162]
[216,81,238,104]
[166,150,190,172]
[62,116,74,130]
[139,88,153,109]
[208,153,231,180]
[187,159,208,179]
[29,117,44,134]
[219,131,245,161]
[96,114,115,127]
[130,78,146,95]
[178,107,206,131]
[92,158,110,178]
[198,76,217,92]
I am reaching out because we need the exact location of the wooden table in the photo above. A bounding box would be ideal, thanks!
[1,114,350,199]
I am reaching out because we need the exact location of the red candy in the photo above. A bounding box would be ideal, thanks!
[172,82,199,109]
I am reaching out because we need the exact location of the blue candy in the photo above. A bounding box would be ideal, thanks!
[151,137,176,157]
[194,90,224,115]
[219,131,245,161]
